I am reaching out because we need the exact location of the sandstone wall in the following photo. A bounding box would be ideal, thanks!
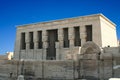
[0,47,120,80]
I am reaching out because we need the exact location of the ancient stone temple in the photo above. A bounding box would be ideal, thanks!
[14,14,118,60]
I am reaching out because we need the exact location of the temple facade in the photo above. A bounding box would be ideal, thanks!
[14,14,118,60]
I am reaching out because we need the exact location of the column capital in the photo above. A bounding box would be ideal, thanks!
[68,27,74,40]
[25,32,29,43]
[42,30,48,36]
[33,31,38,42]
[42,30,48,42]
[68,27,75,47]
[80,26,87,46]
[58,28,63,40]
[43,41,48,48]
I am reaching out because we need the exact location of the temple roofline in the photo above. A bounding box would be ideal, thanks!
[17,13,116,28]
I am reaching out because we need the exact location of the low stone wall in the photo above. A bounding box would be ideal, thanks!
[0,58,120,80]
[6,60,78,80]
[0,47,120,80]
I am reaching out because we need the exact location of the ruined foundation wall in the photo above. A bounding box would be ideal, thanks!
[0,47,120,80]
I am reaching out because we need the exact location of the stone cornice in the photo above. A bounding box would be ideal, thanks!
[17,13,116,29]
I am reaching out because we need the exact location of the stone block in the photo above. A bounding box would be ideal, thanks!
[42,36,48,42]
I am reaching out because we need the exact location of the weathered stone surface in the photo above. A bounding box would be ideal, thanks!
[17,75,24,80]
[3,14,120,80]
[78,42,101,80]
[14,14,118,61]
[0,50,120,80]
[80,41,101,55]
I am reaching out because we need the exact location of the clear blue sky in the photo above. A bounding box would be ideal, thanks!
[0,0,120,54]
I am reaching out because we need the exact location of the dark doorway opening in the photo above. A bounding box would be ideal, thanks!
[29,32,34,49]
[47,29,58,60]
[86,25,92,41]
[63,28,69,48]
[74,26,81,46]
[21,32,26,50]
[38,31,42,49]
